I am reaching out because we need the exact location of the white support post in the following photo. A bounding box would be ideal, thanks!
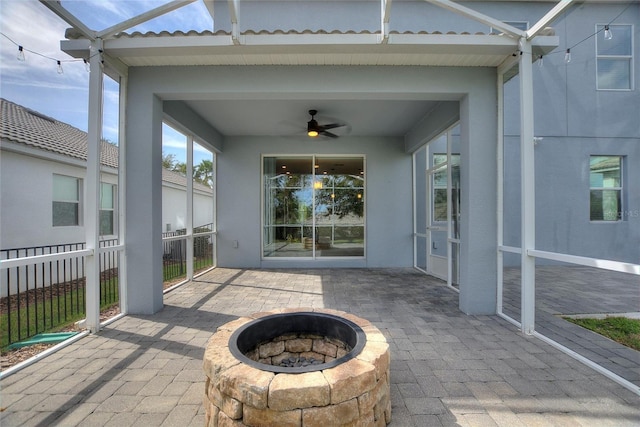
[85,39,104,333]
[380,0,392,44]
[519,38,536,335]
[446,130,453,288]
[117,73,128,315]
[496,69,505,315]
[187,135,194,280]
[228,0,240,45]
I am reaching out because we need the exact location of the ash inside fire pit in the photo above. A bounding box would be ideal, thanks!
[229,311,366,373]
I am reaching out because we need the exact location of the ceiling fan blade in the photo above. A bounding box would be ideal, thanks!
[320,130,339,138]
[320,123,344,130]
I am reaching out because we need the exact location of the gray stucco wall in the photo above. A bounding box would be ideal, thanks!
[125,64,500,314]
[501,2,640,265]
[216,135,413,269]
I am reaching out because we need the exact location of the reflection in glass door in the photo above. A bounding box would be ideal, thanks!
[263,156,365,258]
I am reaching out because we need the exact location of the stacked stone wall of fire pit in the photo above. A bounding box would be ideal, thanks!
[203,308,391,427]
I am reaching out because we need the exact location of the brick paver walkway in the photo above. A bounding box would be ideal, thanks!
[1,268,638,426]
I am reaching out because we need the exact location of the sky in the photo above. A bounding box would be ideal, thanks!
[0,0,213,164]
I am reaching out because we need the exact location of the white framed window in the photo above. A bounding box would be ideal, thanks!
[596,24,633,90]
[52,174,81,226]
[590,156,623,221]
[262,155,365,258]
[100,182,116,235]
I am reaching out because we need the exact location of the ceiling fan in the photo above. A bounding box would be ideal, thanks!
[306,109,346,138]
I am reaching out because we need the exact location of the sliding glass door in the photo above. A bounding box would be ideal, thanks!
[263,156,365,259]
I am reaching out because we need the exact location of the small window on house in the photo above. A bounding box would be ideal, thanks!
[53,174,80,226]
[100,183,116,235]
[590,156,622,221]
[596,24,633,90]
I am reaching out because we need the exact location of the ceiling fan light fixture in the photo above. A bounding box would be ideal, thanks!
[307,118,319,137]
[307,110,319,137]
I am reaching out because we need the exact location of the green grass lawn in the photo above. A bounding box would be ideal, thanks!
[564,316,640,351]
[1,281,118,350]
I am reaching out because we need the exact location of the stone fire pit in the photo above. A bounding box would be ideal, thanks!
[203,308,391,426]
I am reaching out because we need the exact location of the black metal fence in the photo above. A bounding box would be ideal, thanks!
[162,224,215,283]
[0,239,120,348]
[1,226,214,348]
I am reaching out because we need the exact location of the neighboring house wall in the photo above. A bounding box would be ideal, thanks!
[0,145,214,250]
[501,2,640,264]
[0,100,215,251]
[162,182,214,232]
[0,148,90,248]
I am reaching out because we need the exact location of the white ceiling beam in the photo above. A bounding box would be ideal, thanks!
[526,0,575,40]
[422,0,524,38]
[97,0,197,39]
[39,0,96,40]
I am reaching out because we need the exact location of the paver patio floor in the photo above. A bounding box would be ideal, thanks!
[1,268,638,426]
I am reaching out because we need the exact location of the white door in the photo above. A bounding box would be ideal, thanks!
[413,126,461,286]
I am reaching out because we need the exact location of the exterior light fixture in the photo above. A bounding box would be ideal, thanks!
[604,25,612,40]
[17,46,25,61]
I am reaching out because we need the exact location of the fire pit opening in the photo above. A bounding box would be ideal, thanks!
[203,309,391,426]
[229,311,366,373]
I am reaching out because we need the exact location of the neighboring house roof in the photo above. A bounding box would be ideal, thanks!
[1,98,118,168]
[161,168,213,194]
[0,98,212,193]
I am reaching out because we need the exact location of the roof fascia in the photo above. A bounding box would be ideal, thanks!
[97,0,197,39]
[61,31,558,63]
[526,0,575,40]
[0,139,112,171]
[423,0,525,38]
[39,0,96,40]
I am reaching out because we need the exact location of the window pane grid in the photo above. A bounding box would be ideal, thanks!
[596,24,633,90]
[589,156,623,221]
[263,156,364,258]
[52,174,80,227]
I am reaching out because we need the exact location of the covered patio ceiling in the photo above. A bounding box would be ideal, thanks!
[44,0,564,139]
